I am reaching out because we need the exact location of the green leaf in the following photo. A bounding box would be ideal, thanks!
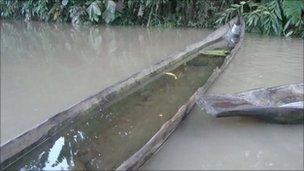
[240,1,246,5]
[127,0,132,8]
[282,0,304,25]
[231,4,240,8]
[62,0,68,6]
[283,19,291,31]
[146,0,153,7]
[285,30,293,37]
[102,0,116,24]
[274,0,282,20]
[87,1,101,22]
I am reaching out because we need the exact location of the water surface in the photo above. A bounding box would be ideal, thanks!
[142,34,304,170]
[1,21,211,145]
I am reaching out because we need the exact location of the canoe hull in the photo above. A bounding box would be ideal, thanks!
[217,107,303,124]
[196,83,304,124]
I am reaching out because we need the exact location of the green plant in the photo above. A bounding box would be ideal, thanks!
[216,0,304,37]
[1,0,303,37]
[282,0,304,37]
[1,0,226,27]
[87,1,101,22]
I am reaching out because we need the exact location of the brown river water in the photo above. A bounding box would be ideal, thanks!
[142,34,304,170]
[0,21,211,145]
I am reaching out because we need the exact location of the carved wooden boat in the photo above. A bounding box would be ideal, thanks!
[1,18,245,170]
[116,17,245,170]
[196,83,304,124]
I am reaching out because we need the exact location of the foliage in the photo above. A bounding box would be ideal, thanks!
[216,0,304,37]
[1,0,227,27]
[102,0,116,24]
[87,1,102,22]
[1,0,303,37]
[282,0,304,37]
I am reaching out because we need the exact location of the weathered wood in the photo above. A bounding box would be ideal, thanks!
[196,83,304,124]
[0,18,240,169]
[199,49,229,57]
[116,18,245,171]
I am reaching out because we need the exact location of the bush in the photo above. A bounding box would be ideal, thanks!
[216,0,304,37]
[1,0,227,27]
[1,0,303,37]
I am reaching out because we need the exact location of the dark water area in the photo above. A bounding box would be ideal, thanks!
[5,55,224,170]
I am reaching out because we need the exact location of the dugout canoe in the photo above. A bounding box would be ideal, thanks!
[196,83,304,124]
[1,18,245,170]
[116,17,245,170]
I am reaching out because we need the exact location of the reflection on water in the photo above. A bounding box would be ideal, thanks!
[141,34,304,170]
[1,20,212,144]
[18,137,69,170]
[41,137,69,170]
[6,56,224,170]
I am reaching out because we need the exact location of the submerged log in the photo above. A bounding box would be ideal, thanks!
[196,83,304,124]
[116,17,245,170]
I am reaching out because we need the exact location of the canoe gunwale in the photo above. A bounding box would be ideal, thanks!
[116,18,246,170]
[0,19,238,169]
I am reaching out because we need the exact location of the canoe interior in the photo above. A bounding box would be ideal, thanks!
[3,54,225,170]
[117,17,245,170]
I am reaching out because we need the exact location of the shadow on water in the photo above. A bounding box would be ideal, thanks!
[5,55,224,170]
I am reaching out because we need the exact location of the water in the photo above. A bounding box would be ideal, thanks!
[142,34,304,170]
[0,20,212,145]
[207,34,303,94]
[5,55,224,170]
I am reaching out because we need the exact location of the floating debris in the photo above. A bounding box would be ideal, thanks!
[165,72,178,79]
[199,49,229,57]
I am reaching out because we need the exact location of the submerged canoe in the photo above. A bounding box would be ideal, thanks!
[117,17,245,170]
[196,83,304,124]
[1,18,244,170]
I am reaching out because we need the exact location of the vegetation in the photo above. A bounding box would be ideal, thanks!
[217,0,304,37]
[1,0,303,37]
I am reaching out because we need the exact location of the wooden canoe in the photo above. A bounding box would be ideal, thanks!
[1,18,244,169]
[116,17,245,170]
[196,83,304,124]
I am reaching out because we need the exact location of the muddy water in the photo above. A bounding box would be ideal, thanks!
[0,21,212,145]
[5,56,224,170]
[142,35,304,170]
